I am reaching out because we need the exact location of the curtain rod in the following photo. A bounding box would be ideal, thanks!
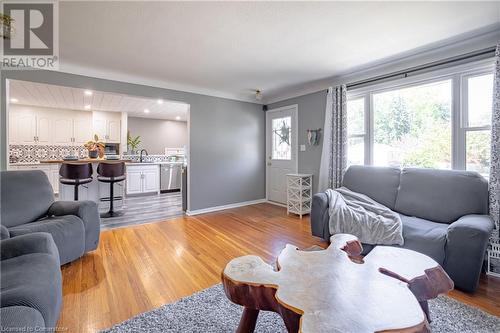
[346,46,496,89]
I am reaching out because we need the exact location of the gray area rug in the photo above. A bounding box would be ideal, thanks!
[102,284,499,333]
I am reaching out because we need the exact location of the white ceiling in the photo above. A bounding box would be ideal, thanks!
[57,2,500,103]
[8,80,189,121]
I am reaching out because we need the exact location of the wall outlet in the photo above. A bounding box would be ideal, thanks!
[300,144,306,152]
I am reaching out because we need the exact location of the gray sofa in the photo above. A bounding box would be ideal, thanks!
[1,170,100,265]
[0,232,62,331]
[311,166,494,292]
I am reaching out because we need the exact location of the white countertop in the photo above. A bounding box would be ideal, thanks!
[126,161,185,166]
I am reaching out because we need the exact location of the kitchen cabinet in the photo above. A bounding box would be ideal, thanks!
[16,110,37,144]
[92,111,121,143]
[126,164,160,195]
[9,107,92,146]
[53,111,74,144]
[8,164,60,194]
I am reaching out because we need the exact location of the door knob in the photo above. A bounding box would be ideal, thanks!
[267,162,272,166]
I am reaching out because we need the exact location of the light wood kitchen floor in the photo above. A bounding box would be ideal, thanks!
[58,203,500,332]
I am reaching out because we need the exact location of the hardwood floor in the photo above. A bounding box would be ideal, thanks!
[57,203,500,332]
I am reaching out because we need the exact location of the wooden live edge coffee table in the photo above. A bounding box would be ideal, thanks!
[221,234,453,333]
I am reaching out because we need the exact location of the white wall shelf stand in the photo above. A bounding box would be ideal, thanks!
[487,238,500,278]
[286,173,312,218]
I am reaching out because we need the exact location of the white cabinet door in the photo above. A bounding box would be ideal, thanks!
[50,168,60,194]
[142,169,159,193]
[126,170,143,194]
[18,112,37,144]
[36,113,52,144]
[107,119,121,143]
[53,112,73,145]
[92,118,107,141]
[73,112,92,145]
[8,112,19,145]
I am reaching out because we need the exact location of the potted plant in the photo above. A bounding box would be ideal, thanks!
[127,131,141,154]
[84,135,105,158]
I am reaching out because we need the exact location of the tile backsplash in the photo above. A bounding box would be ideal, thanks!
[9,144,89,163]
[122,154,184,163]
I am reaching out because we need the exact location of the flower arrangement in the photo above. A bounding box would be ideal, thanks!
[84,134,105,158]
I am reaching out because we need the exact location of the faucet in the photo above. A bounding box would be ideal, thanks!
[139,149,148,162]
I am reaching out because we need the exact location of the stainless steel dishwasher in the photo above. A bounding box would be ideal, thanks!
[160,163,182,192]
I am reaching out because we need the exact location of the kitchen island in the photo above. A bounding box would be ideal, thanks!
[39,159,132,205]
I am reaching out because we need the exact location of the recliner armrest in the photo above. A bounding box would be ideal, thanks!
[311,193,330,240]
[1,224,10,240]
[47,200,100,252]
[444,214,494,292]
[0,232,59,263]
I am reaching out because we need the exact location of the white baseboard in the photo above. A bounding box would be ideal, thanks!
[186,198,267,216]
[266,200,287,208]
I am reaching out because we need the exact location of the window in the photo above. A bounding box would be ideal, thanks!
[346,63,494,177]
[272,116,292,160]
[372,80,452,169]
[347,97,365,166]
[464,73,493,176]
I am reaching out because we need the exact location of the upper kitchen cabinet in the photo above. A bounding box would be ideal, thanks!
[9,105,93,146]
[92,111,121,143]
[10,107,49,145]
[53,110,92,145]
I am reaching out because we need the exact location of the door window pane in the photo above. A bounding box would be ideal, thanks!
[272,116,291,160]
[466,130,491,177]
[373,80,452,169]
[347,98,365,135]
[468,74,494,127]
[348,136,365,166]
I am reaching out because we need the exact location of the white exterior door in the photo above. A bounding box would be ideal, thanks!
[266,105,298,204]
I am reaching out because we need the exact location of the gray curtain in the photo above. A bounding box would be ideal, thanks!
[490,44,500,238]
[318,85,348,191]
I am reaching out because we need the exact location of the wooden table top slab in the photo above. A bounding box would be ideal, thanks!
[222,234,453,333]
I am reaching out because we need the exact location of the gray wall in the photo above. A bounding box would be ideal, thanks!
[267,90,327,193]
[128,117,187,154]
[1,70,266,211]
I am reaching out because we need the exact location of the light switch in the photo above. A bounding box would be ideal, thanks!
[300,145,306,152]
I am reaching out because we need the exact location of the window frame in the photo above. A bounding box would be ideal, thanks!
[346,58,494,171]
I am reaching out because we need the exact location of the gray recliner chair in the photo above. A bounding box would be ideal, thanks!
[1,170,100,265]
[0,232,62,331]
[311,166,494,292]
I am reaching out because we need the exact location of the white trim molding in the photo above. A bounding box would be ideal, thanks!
[186,199,267,216]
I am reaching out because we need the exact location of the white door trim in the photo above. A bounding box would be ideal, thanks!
[265,104,299,202]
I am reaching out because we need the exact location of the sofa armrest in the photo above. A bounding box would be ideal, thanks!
[1,224,10,240]
[0,232,59,263]
[48,200,100,252]
[311,193,330,240]
[444,214,494,292]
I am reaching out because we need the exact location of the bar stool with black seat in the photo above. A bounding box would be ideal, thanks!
[59,163,93,201]
[97,162,126,218]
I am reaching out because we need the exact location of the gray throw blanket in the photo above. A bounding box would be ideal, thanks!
[326,187,404,245]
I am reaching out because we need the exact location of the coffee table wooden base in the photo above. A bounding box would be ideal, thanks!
[222,234,453,333]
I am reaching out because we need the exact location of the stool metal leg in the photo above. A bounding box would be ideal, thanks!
[100,181,124,218]
[74,184,79,201]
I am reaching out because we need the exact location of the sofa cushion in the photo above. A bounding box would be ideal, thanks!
[9,216,85,265]
[0,253,62,328]
[342,165,401,210]
[395,168,488,224]
[399,215,448,264]
[0,306,45,330]
[0,171,54,228]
